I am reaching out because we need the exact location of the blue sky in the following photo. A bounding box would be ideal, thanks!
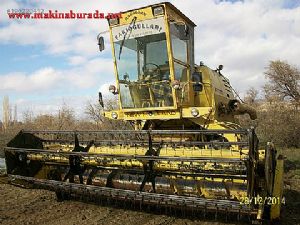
[219,0,300,8]
[0,44,71,74]
[0,0,300,120]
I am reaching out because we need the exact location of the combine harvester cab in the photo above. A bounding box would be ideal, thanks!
[4,2,284,223]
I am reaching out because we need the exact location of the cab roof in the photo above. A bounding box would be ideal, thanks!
[120,2,196,27]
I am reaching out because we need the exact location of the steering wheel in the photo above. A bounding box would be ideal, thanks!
[142,63,161,80]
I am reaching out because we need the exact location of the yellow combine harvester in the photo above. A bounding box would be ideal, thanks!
[4,2,284,223]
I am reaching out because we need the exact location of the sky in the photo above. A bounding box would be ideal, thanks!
[0,0,299,121]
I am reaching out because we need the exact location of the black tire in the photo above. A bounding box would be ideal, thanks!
[55,191,70,201]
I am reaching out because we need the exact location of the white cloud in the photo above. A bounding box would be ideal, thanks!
[0,0,20,23]
[0,0,299,118]
[172,0,300,95]
[0,57,114,93]
[0,68,61,93]
[99,83,113,96]
[68,56,87,65]
[0,0,145,57]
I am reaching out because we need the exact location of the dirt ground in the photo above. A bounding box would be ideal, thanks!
[0,181,239,225]
[0,181,299,225]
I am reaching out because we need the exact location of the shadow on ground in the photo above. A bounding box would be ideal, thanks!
[280,159,300,225]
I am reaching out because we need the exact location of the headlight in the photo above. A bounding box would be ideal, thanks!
[191,108,199,117]
[109,85,117,94]
[153,6,164,16]
[111,112,118,119]
[108,18,119,26]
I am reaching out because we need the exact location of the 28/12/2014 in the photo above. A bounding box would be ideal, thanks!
[240,196,286,205]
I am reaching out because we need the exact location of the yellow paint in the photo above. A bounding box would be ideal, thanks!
[270,156,284,220]
[119,7,154,25]
[105,3,236,119]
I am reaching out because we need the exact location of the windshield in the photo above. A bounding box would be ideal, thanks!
[112,17,173,109]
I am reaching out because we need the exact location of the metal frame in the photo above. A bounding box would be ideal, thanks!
[9,175,257,216]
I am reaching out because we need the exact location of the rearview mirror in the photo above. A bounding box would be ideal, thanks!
[98,92,104,107]
[97,34,105,52]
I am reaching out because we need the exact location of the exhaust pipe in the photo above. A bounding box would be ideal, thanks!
[228,100,257,120]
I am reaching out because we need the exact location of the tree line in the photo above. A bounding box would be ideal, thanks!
[239,60,299,148]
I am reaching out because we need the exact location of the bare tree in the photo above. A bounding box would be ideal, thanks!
[85,96,132,130]
[33,114,56,130]
[22,109,34,124]
[13,104,17,123]
[104,96,119,110]
[244,87,259,104]
[56,103,75,130]
[264,60,300,104]
[85,96,119,124]
[85,101,104,128]
[2,96,10,131]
